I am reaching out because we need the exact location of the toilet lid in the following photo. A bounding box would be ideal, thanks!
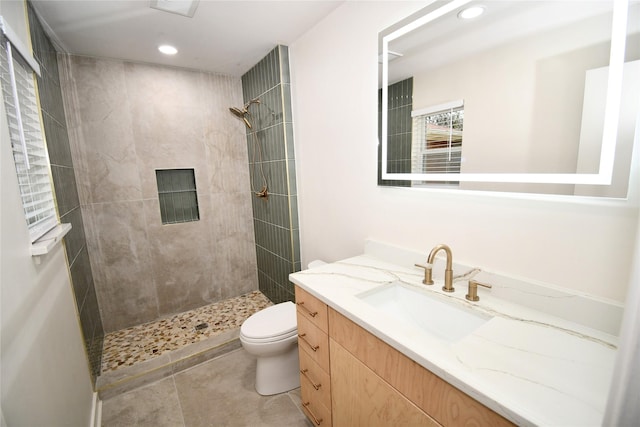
[241,301,297,340]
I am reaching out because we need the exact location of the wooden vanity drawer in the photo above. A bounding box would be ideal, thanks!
[295,286,328,333]
[302,380,332,427]
[297,314,330,372]
[329,308,514,427]
[299,347,331,410]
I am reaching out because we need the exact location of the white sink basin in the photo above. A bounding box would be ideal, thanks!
[358,282,491,342]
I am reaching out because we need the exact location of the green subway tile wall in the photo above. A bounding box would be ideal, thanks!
[378,77,413,187]
[242,46,300,304]
[28,3,104,383]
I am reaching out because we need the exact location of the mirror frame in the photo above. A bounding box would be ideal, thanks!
[380,0,630,185]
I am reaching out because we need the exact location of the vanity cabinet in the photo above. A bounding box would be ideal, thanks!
[294,285,514,427]
[330,340,439,426]
[329,309,514,427]
[295,286,332,426]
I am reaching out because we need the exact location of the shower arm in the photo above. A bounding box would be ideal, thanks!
[228,98,268,199]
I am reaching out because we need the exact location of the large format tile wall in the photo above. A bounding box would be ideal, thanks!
[241,46,301,303]
[27,4,104,381]
[60,56,258,332]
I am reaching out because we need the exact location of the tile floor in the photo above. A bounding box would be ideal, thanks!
[101,348,312,427]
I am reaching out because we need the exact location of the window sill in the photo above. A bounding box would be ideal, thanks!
[31,223,72,264]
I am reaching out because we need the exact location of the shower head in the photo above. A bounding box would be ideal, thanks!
[230,98,261,116]
[229,106,252,128]
[228,98,260,129]
[229,106,245,118]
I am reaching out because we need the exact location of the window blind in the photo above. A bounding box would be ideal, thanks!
[411,104,464,177]
[1,34,57,242]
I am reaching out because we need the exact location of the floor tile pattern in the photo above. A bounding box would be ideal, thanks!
[101,349,312,427]
[101,291,272,373]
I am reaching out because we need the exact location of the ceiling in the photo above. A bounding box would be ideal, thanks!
[30,0,344,77]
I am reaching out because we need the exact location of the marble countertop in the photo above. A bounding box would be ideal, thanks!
[289,253,618,427]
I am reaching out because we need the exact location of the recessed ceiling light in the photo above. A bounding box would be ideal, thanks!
[458,6,485,20]
[158,45,178,55]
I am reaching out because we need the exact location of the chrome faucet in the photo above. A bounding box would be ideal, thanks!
[423,244,454,292]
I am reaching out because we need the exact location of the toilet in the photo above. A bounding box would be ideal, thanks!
[239,301,300,395]
[240,260,326,395]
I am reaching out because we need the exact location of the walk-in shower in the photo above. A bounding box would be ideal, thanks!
[230,98,269,198]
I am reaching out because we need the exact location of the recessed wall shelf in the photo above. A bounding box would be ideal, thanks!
[156,168,200,225]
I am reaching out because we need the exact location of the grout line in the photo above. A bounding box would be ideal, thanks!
[286,388,310,422]
[170,375,188,427]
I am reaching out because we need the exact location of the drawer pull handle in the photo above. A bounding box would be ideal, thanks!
[297,301,318,318]
[298,333,320,352]
[302,401,323,425]
[300,368,321,390]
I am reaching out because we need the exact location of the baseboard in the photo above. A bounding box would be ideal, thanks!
[89,392,102,427]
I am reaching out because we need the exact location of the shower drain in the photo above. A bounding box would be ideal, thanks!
[194,322,209,331]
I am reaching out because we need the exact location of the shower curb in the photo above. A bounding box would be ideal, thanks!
[96,329,241,400]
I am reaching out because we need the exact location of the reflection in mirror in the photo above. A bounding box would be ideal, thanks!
[412,99,464,180]
[379,0,640,197]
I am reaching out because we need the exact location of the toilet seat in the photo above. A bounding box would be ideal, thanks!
[240,329,297,344]
[240,301,297,342]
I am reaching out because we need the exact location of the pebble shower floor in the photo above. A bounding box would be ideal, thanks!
[101,291,272,373]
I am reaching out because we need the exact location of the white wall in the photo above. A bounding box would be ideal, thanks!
[604,197,640,426]
[0,0,94,425]
[289,1,639,304]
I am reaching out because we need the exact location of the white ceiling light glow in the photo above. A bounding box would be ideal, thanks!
[458,6,485,20]
[158,45,178,55]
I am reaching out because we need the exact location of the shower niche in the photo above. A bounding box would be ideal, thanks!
[155,168,200,225]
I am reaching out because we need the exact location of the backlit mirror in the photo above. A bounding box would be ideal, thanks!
[379,0,639,197]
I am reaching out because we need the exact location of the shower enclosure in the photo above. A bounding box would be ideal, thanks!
[40,24,301,387]
[28,2,300,385]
